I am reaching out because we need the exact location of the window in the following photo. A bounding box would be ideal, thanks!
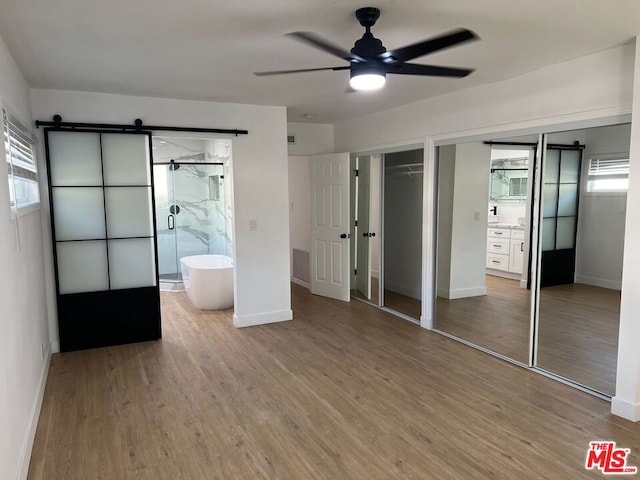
[586,155,630,193]
[3,107,39,210]
[509,177,527,197]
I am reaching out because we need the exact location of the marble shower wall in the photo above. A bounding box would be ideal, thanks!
[153,137,232,277]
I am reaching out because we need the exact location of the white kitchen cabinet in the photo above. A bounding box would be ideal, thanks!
[487,226,525,277]
[509,238,524,274]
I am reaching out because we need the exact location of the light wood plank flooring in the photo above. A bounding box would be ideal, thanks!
[29,284,637,479]
[435,275,531,363]
[352,277,422,320]
[435,275,620,394]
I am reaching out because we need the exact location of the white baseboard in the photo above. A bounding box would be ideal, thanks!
[385,281,421,300]
[291,277,310,290]
[233,309,293,328]
[51,340,60,354]
[371,269,379,279]
[611,396,640,422]
[486,269,522,281]
[18,350,51,480]
[438,286,487,300]
[575,274,621,291]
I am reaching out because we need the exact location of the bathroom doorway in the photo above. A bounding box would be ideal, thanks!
[152,137,233,291]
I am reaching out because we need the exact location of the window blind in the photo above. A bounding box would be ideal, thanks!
[3,107,39,207]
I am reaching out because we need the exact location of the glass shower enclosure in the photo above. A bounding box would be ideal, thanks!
[152,137,232,287]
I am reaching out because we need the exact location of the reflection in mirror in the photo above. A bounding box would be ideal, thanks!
[435,139,535,364]
[536,124,630,395]
[382,149,423,320]
[351,155,382,306]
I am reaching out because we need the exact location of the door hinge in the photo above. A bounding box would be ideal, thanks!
[354,269,357,275]
[354,169,359,176]
[354,220,358,227]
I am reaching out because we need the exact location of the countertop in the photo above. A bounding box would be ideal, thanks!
[488,222,525,230]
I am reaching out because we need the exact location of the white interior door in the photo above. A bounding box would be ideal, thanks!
[310,153,351,301]
[356,156,372,298]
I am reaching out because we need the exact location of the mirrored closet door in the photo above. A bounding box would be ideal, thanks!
[434,137,535,364]
[350,149,423,323]
[534,124,630,395]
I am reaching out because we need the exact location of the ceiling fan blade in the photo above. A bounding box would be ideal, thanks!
[254,66,350,76]
[287,32,365,63]
[379,28,478,63]
[388,63,474,77]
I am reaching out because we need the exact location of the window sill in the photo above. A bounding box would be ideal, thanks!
[9,203,41,219]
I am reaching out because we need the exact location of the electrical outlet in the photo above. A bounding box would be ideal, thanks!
[249,219,257,231]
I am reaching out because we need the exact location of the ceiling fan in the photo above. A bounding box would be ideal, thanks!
[254,7,479,92]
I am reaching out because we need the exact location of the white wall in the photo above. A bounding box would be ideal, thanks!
[436,145,455,296]
[447,143,491,299]
[286,122,334,286]
[334,45,634,152]
[30,89,292,330]
[287,122,333,155]
[0,35,51,480]
[288,155,310,285]
[613,35,640,422]
[575,123,631,290]
[384,150,423,299]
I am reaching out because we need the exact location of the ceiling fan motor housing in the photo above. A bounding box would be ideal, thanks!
[351,33,386,59]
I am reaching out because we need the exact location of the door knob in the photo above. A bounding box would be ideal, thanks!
[362,232,369,237]
[340,233,351,239]
[362,232,376,238]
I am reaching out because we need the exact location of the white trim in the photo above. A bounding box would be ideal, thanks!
[233,309,293,328]
[9,203,40,219]
[17,351,51,480]
[290,277,310,289]
[575,274,622,291]
[431,108,632,145]
[51,340,60,354]
[438,286,487,300]
[422,137,436,329]
[486,269,522,281]
[611,397,640,422]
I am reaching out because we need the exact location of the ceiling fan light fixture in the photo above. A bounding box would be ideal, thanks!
[349,72,386,91]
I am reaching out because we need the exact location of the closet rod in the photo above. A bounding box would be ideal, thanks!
[35,115,248,136]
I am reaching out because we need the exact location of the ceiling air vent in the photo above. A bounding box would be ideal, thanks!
[287,135,296,145]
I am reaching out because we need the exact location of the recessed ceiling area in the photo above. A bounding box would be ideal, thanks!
[0,0,638,123]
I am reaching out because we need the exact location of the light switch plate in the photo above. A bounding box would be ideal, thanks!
[249,219,257,231]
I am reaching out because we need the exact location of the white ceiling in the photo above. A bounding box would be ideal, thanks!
[1,0,639,123]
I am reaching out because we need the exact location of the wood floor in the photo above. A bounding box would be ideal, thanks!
[29,284,638,479]
[435,275,620,394]
[352,277,422,320]
[435,275,531,363]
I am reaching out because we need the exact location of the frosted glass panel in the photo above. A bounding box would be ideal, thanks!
[558,184,578,217]
[53,188,106,240]
[544,149,560,183]
[48,131,102,186]
[560,150,581,183]
[542,184,558,218]
[556,217,576,249]
[109,238,157,289]
[102,133,151,185]
[105,187,153,238]
[57,241,109,293]
[542,218,556,251]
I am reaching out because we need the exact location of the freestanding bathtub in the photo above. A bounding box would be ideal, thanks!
[180,254,234,310]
